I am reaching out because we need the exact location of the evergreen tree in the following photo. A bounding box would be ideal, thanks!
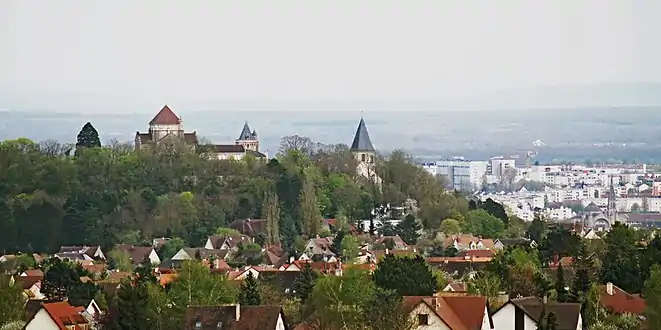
[262,190,281,246]
[114,278,153,330]
[555,263,569,302]
[373,255,438,296]
[238,272,261,306]
[331,229,345,257]
[293,263,317,304]
[75,122,101,152]
[397,214,421,245]
[0,275,25,325]
[571,244,594,302]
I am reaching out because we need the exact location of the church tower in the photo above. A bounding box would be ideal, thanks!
[350,117,376,164]
[235,122,259,152]
[148,104,183,141]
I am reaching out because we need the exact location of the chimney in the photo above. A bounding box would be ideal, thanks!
[385,248,389,255]
[289,256,295,263]
[316,235,320,239]
[543,295,548,304]
[431,297,437,309]
[235,303,240,321]
[607,282,614,295]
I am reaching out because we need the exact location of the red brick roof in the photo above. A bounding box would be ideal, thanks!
[599,283,647,315]
[41,301,89,330]
[149,105,181,125]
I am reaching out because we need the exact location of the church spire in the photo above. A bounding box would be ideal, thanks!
[237,122,254,141]
[350,117,375,152]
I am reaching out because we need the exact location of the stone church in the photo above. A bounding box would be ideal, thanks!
[349,117,381,184]
[134,105,266,160]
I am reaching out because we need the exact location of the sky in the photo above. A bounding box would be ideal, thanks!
[1,1,661,112]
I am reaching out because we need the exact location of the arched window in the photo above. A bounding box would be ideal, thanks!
[370,155,374,163]
[361,154,366,162]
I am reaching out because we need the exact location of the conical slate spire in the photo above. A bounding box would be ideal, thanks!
[237,122,254,140]
[350,118,375,152]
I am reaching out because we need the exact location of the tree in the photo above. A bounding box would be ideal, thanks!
[397,214,421,245]
[527,212,548,243]
[600,222,643,293]
[299,171,322,237]
[340,235,360,262]
[462,209,505,238]
[215,227,242,236]
[362,288,415,330]
[309,268,376,329]
[262,189,281,246]
[0,275,25,326]
[555,263,569,302]
[75,122,101,152]
[293,263,317,304]
[440,218,461,235]
[238,272,261,306]
[108,249,133,272]
[373,255,438,296]
[331,229,346,257]
[468,272,503,309]
[156,237,186,261]
[279,135,313,155]
[644,264,661,329]
[112,277,153,330]
[41,258,90,302]
[571,243,595,302]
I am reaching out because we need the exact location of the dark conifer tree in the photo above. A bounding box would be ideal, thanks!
[75,122,101,152]
[238,272,261,306]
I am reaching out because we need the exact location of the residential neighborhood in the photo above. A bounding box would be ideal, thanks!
[1,107,661,330]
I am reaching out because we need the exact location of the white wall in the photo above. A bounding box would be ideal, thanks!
[25,309,59,330]
[491,303,537,330]
[275,314,286,330]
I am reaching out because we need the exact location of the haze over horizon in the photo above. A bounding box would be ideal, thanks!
[3,1,661,113]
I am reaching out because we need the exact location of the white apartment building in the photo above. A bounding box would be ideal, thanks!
[490,157,516,177]
[422,159,488,191]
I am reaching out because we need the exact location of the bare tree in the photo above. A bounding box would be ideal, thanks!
[501,167,518,186]
[38,140,73,156]
[310,143,357,175]
[279,135,313,155]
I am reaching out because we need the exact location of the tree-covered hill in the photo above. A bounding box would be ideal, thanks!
[0,132,466,254]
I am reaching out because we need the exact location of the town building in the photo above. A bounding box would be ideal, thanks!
[421,158,488,190]
[350,117,380,183]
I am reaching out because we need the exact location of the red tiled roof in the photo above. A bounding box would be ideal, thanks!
[149,105,180,125]
[41,301,89,330]
[457,249,495,258]
[599,283,647,315]
[402,295,487,330]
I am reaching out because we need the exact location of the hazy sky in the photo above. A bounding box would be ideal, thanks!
[2,1,660,111]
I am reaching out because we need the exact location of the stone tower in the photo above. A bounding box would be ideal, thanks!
[235,122,259,152]
[148,104,183,141]
[350,117,376,164]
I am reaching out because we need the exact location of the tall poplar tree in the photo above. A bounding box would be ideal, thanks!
[299,172,322,237]
[262,189,281,246]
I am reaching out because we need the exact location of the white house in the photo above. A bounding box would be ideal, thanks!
[491,297,582,330]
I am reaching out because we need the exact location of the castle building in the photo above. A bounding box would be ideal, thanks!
[350,117,380,182]
[134,104,198,149]
[135,105,267,160]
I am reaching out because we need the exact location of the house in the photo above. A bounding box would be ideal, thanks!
[493,238,537,250]
[444,235,495,251]
[582,228,602,240]
[184,304,287,330]
[152,237,171,249]
[263,245,287,267]
[442,282,468,293]
[25,301,90,330]
[491,297,582,330]
[54,252,94,264]
[229,218,267,237]
[302,237,336,261]
[599,282,647,317]
[172,248,229,262]
[114,244,161,265]
[402,295,491,330]
[374,235,409,250]
[204,234,254,250]
[16,275,45,300]
[58,246,106,260]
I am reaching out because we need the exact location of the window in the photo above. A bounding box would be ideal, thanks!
[195,320,202,329]
[361,154,366,162]
[217,321,223,329]
[417,314,429,325]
